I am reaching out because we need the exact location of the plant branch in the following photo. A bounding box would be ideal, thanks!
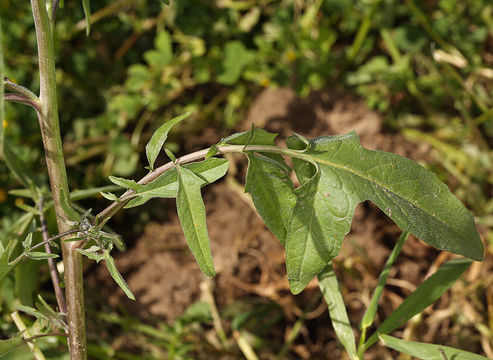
[30,0,87,357]
[4,93,41,111]
[95,144,300,227]
[39,197,68,321]
[4,77,40,103]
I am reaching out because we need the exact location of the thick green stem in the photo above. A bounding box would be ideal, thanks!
[30,1,87,358]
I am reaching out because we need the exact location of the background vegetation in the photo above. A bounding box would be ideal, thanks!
[0,0,492,358]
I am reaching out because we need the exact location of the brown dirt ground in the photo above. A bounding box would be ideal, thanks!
[88,88,492,359]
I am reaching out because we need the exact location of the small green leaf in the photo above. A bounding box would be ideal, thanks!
[70,185,120,201]
[8,189,33,198]
[245,154,296,245]
[146,112,191,170]
[380,334,489,360]
[60,187,80,221]
[16,304,48,320]
[0,332,24,355]
[76,246,104,262]
[15,203,41,215]
[82,0,91,36]
[103,252,135,300]
[366,258,472,347]
[100,192,120,201]
[205,145,219,159]
[165,148,176,162]
[318,264,357,359]
[26,252,59,260]
[360,232,409,330]
[125,158,228,208]
[176,165,215,276]
[109,176,144,191]
[22,233,33,249]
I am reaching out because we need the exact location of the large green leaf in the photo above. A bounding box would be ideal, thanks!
[145,112,191,170]
[285,132,482,293]
[245,154,296,245]
[125,158,229,208]
[365,258,471,348]
[176,165,215,276]
[380,334,489,360]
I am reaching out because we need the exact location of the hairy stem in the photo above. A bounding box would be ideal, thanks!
[30,0,87,358]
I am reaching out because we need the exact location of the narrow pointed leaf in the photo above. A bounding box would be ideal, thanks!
[285,132,483,293]
[26,252,59,260]
[318,265,357,359]
[365,258,471,347]
[82,0,91,36]
[176,165,215,276]
[380,334,489,360]
[125,158,228,208]
[76,247,104,262]
[100,192,120,201]
[70,185,120,201]
[145,112,191,170]
[360,232,409,330]
[103,252,135,300]
[109,176,145,191]
[245,154,296,245]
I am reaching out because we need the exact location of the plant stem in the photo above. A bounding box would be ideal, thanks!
[96,144,300,226]
[39,197,68,322]
[30,0,87,358]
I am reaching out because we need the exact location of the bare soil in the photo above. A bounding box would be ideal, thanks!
[88,88,491,359]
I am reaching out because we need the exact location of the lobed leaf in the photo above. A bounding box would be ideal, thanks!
[318,264,357,359]
[125,158,229,208]
[285,132,483,293]
[145,112,191,170]
[379,334,489,360]
[245,154,296,245]
[176,165,215,276]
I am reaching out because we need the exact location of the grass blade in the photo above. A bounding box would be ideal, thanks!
[360,232,409,330]
[318,264,358,359]
[380,334,489,360]
[365,258,471,348]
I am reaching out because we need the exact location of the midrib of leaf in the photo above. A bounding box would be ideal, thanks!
[295,178,320,284]
[294,152,454,233]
